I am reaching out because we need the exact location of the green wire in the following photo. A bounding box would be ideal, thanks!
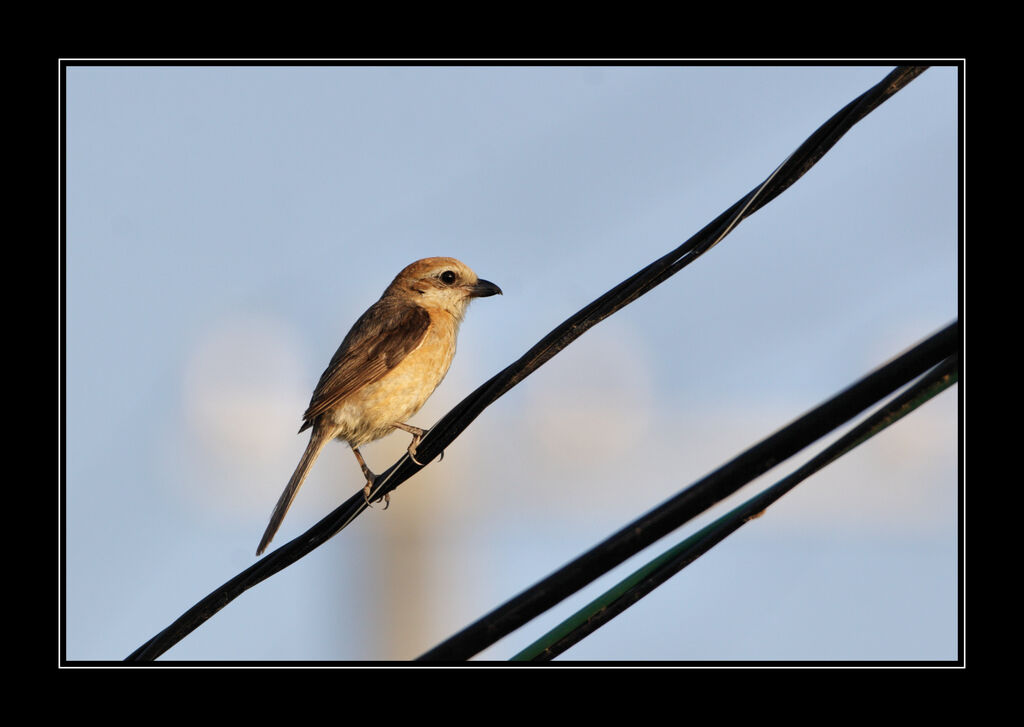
[512,359,958,661]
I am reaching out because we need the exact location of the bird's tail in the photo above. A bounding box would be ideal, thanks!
[256,427,332,556]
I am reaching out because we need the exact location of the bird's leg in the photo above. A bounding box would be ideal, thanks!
[353,447,389,510]
[391,422,428,466]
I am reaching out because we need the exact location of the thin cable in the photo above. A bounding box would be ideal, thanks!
[418,322,958,661]
[514,354,958,661]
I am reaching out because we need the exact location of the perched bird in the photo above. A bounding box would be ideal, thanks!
[256,257,501,556]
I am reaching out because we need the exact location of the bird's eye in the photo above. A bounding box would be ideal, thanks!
[439,270,457,285]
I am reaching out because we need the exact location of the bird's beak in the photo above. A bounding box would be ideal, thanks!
[470,279,503,298]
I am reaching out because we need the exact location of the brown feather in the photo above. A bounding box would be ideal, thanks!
[299,299,431,431]
[256,426,333,556]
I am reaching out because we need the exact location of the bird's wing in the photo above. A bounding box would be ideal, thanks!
[299,299,431,430]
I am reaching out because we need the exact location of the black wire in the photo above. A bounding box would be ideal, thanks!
[417,322,959,661]
[401,67,928,478]
[527,354,959,661]
[125,66,929,662]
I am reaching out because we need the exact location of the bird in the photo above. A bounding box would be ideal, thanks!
[256,257,502,556]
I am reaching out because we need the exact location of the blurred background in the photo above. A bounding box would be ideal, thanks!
[64,63,959,662]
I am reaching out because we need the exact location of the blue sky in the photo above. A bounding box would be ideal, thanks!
[64,63,959,662]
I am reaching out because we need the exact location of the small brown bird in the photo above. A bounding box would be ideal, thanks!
[256,257,501,556]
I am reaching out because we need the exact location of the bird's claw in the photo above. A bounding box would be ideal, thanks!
[406,429,426,466]
[405,429,444,466]
[409,444,444,466]
[363,477,390,510]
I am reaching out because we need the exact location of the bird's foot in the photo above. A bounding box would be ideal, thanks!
[409,439,444,466]
[361,472,390,509]
[393,423,429,466]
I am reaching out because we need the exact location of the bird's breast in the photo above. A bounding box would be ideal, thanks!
[330,313,460,447]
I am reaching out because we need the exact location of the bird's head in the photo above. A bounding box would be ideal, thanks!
[385,257,502,319]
